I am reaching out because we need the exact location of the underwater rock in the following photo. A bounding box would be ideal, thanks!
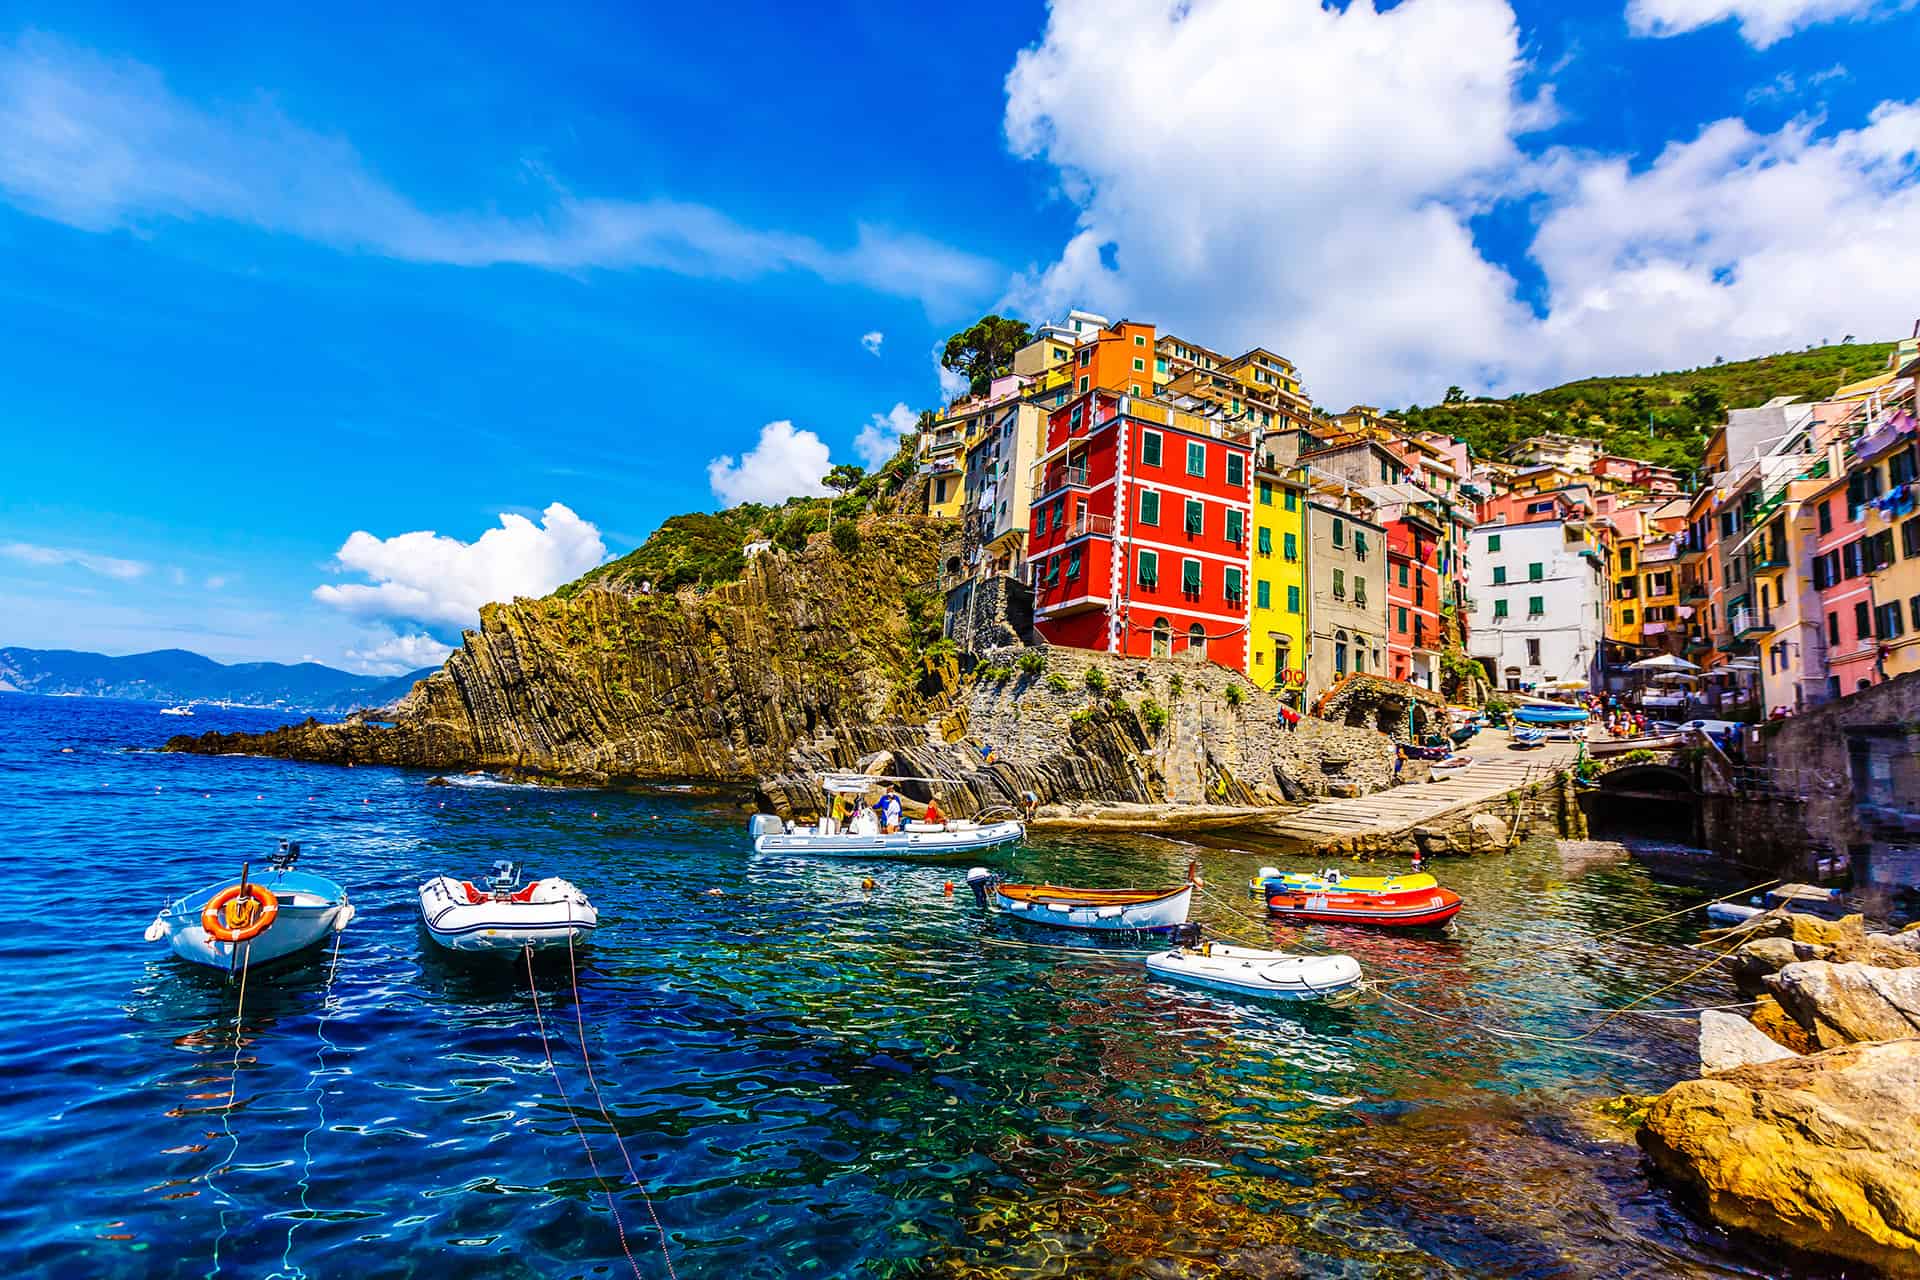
[1641,1038,1920,1277]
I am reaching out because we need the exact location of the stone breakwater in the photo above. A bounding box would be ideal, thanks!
[166,520,1399,820]
[1638,912,1920,1276]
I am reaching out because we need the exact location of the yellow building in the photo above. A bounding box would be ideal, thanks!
[1607,529,1645,648]
[1863,349,1920,677]
[1249,456,1309,703]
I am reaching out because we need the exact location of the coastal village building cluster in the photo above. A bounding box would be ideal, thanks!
[921,312,1920,724]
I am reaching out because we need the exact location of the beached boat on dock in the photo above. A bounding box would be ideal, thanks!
[144,841,354,971]
[418,861,598,953]
[1146,942,1362,1001]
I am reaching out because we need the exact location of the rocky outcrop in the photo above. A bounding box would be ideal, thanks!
[1698,1008,1798,1074]
[1767,962,1920,1049]
[1640,1039,1920,1277]
[1720,912,1920,992]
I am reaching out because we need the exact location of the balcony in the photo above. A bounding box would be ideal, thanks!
[1061,513,1114,542]
[1731,608,1771,639]
[1684,631,1711,654]
[1682,582,1707,601]
[1752,543,1789,571]
[1034,465,1091,500]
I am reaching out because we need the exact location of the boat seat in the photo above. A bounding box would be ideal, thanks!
[460,881,486,905]
[510,881,541,903]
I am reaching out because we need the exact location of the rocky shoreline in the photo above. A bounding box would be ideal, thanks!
[1639,911,1920,1275]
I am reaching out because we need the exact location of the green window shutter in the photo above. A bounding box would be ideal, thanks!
[1332,518,1345,547]
[1355,577,1367,604]
[1494,599,1508,618]
[1225,568,1243,600]
[1138,550,1158,587]
[1226,509,1244,543]
[1186,441,1206,476]
[1529,595,1544,615]
[1529,562,1543,581]
[1182,559,1202,592]
[1493,566,1506,584]
[1185,499,1203,535]
[1287,585,1300,612]
[1354,530,1368,558]
[1488,533,1501,552]
[1258,480,1272,504]
[1333,569,1345,597]
[1139,490,1160,526]
[1141,432,1162,466]
[1257,526,1272,554]
[1283,532,1297,560]
[1257,580,1271,608]
[1284,491,1297,511]
[1227,454,1245,486]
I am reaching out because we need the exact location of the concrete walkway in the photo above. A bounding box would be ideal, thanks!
[1261,730,1582,843]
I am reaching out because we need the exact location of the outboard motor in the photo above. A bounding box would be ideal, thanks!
[271,839,301,871]
[1170,921,1205,949]
[1252,865,1279,895]
[487,860,522,900]
[965,866,996,909]
[748,813,785,841]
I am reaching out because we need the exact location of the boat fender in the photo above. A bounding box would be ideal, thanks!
[202,884,279,943]
[965,867,995,909]
[143,915,169,942]
[333,903,356,932]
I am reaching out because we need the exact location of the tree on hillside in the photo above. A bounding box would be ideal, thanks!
[941,315,1032,398]
[823,463,865,529]
[1444,385,1466,404]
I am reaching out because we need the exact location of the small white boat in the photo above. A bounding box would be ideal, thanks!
[1428,754,1474,780]
[1509,727,1546,750]
[748,812,1024,859]
[977,867,1193,934]
[144,841,354,972]
[1145,942,1363,1002]
[160,704,195,717]
[1705,900,1765,926]
[418,861,597,953]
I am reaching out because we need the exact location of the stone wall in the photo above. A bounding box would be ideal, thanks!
[943,573,1034,652]
[960,643,1397,804]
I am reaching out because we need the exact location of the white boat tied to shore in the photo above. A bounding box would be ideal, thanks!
[748,772,1026,858]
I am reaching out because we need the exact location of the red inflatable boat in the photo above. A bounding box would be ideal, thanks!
[1263,882,1463,927]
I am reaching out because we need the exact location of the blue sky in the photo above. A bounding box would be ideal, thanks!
[2,0,1917,670]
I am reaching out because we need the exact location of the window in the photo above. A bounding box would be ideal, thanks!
[1181,558,1203,597]
[1619,546,1634,571]
[1842,539,1864,579]
[1397,606,1409,633]
[1494,599,1509,618]
[1333,518,1346,547]
[1818,500,1833,535]
[1622,608,1635,624]
[1903,518,1920,559]
[1141,431,1163,467]
[1257,579,1271,608]
[1186,440,1206,477]
[1528,595,1545,616]
[1893,447,1918,488]
[1335,638,1348,674]
[1284,490,1297,512]
[1856,600,1872,641]
[1355,577,1367,605]
[1137,550,1158,589]
[1226,454,1245,487]
[1225,567,1244,604]
[1876,602,1905,640]
[1139,490,1160,526]
[1131,384,1142,397]
[1287,585,1301,613]
[1134,333,1146,347]
[1257,526,1272,555]
[1046,555,1060,585]
[1398,562,1409,586]
[1528,562,1544,581]
[1078,348,1092,367]
[1184,498,1204,536]
[1259,479,1273,505]
[1354,531,1369,559]
[1051,497,1065,531]
[1332,569,1346,598]
[1912,595,1920,632]
[1151,617,1171,657]
[1526,638,1542,666]
[1078,375,1088,393]
[1066,549,1081,579]
[1283,531,1298,561]
[1354,643,1366,673]
[1872,530,1896,570]
[1132,357,1145,372]
[1492,566,1507,585]
[1226,509,1245,545]
[1487,533,1501,552]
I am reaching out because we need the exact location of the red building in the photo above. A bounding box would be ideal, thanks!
[1384,506,1444,689]
[1027,389,1254,669]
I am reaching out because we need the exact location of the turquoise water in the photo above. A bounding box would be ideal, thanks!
[0,692,1813,1277]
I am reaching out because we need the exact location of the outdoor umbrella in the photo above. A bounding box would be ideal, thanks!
[1628,654,1700,673]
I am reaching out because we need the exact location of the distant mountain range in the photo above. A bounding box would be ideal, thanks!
[0,647,437,713]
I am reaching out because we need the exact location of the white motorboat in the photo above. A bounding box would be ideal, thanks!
[1428,754,1474,780]
[144,841,354,972]
[1145,942,1363,1002]
[748,812,1024,859]
[418,861,598,953]
[972,867,1193,934]
[160,704,195,717]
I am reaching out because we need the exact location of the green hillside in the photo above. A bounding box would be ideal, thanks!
[1400,340,1898,475]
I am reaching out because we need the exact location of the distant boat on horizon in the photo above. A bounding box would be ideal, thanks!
[159,704,195,717]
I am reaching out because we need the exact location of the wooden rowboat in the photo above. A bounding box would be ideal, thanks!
[994,881,1193,934]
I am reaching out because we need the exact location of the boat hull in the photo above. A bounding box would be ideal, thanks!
[1254,871,1438,896]
[752,818,1025,860]
[1263,886,1463,927]
[146,868,354,971]
[418,876,598,952]
[1146,944,1362,1001]
[996,883,1191,933]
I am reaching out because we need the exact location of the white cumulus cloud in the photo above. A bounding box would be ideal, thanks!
[707,422,834,506]
[998,0,1920,404]
[344,631,454,676]
[861,330,885,356]
[854,402,917,468]
[313,502,607,628]
[1625,0,1907,48]
[0,540,148,580]
[0,34,998,312]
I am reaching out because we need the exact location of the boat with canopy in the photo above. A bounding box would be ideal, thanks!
[749,773,1025,858]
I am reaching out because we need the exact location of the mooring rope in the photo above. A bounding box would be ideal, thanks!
[272,929,346,1280]
[208,939,253,1277]
[566,934,677,1280]
[526,946,646,1280]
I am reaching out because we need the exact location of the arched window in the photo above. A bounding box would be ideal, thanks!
[1188,623,1207,656]
[1152,618,1172,658]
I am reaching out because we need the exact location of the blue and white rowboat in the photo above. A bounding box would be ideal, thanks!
[1146,943,1363,1002]
[144,843,354,971]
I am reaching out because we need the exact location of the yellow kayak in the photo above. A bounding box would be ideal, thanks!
[1248,870,1440,895]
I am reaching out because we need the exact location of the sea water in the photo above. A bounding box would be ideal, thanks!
[0,693,1803,1277]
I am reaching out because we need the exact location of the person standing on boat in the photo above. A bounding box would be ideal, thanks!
[877,786,903,833]
[829,790,850,834]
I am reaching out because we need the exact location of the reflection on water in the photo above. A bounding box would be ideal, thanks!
[0,695,1816,1277]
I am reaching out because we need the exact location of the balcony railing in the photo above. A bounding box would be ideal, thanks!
[1731,608,1770,638]
[1752,543,1789,570]
[1682,582,1707,601]
[1036,465,1091,498]
[1061,513,1114,541]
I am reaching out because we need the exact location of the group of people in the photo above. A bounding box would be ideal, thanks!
[826,784,945,835]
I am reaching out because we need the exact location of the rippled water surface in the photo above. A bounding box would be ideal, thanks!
[1,693,1822,1277]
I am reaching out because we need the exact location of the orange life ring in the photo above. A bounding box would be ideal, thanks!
[202,884,279,942]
